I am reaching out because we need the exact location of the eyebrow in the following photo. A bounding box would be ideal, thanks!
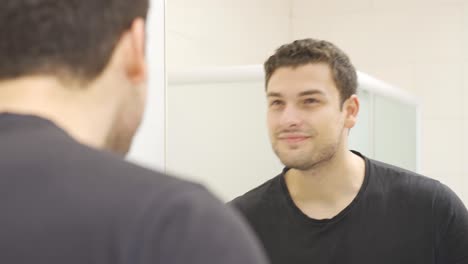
[266,92,282,98]
[267,89,325,98]
[298,90,325,97]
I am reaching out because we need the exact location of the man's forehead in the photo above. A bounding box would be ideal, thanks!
[266,89,327,98]
[267,64,335,91]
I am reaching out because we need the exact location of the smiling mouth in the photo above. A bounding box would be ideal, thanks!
[279,136,310,144]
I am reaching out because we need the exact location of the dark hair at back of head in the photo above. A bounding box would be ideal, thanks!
[0,0,149,85]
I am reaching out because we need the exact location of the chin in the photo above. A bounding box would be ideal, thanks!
[281,158,311,170]
[105,141,131,156]
[275,149,307,168]
[116,144,132,156]
[274,146,336,171]
[104,128,135,157]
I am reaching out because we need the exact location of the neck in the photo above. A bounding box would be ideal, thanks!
[285,148,366,207]
[0,76,116,150]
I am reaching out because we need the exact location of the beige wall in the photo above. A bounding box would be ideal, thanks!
[167,0,291,69]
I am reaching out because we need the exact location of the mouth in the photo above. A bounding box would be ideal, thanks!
[278,135,310,144]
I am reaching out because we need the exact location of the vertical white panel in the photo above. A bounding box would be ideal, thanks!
[374,95,417,172]
[349,89,372,157]
[127,0,166,171]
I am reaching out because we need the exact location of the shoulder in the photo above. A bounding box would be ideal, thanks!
[64,141,187,193]
[35,135,208,217]
[135,172,269,264]
[74,152,269,264]
[367,158,441,198]
[67,146,269,263]
[229,174,282,215]
[366,158,467,218]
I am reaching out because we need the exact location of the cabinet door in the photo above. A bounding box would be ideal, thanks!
[373,95,418,172]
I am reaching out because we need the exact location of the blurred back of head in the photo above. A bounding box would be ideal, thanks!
[0,0,149,84]
[0,0,150,155]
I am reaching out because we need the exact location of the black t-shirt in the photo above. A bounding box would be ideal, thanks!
[0,113,268,264]
[230,152,468,264]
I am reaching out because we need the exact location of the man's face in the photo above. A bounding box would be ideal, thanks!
[266,63,349,171]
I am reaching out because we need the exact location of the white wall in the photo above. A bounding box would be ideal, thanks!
[291,0,467,204]
[167,0,291,69]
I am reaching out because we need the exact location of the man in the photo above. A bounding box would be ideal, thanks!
[230,38,468,264]
[0,1,268,263]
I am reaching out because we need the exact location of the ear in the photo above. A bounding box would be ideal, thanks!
[123,18,147,85]
[343,94,359,129]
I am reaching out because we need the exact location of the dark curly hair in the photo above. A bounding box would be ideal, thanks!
[264,38,357,105]
[0,0,149,84]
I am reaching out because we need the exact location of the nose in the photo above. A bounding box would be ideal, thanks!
[279,105,302,128]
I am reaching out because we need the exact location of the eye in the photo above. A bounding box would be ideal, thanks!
[270,100,284,107]
[303,98,319,104]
